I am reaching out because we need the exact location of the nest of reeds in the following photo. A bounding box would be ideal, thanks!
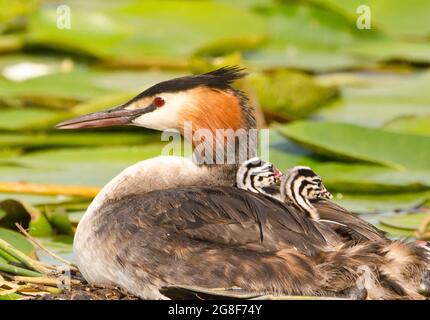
[0,223,140,300]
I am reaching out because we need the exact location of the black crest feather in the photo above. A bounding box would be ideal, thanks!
[200,66,247,87]
[132,66,247,99]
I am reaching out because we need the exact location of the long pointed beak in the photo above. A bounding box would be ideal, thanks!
[55,105,155,129]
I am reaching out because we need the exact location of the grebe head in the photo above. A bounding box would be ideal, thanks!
[236,157,282,194]
[280,166,332,220]
[56,67,256,166]
[55,67,255,134]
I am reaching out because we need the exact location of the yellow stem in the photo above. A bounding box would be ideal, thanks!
[0,182,100,198]
[14,276,80,286]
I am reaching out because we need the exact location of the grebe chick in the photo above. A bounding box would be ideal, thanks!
[277,166,387,242]
[236,157,282,197]
[280,166,332,221]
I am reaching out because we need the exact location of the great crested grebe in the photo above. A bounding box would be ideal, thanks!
[56,67,428,299]
[243,160,430,297]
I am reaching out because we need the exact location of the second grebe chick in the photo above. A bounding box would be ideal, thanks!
[280,166,332,221]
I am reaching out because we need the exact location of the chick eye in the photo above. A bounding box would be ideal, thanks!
[153,97,165,108]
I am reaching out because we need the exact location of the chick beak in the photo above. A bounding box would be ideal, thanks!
[273,168,283,183]
[55,104,155,129]
[321,187,333,200]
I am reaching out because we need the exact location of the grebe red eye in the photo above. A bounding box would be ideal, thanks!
[153,97,165,108]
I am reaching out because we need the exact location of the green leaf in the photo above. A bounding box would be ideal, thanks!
[0,193,78,206]
[269,130,430,193]
[271,152,430,193]
[373,223,415,239]
[0,227,35,257]
[246,48,368,73]
[346,40,430,64]
[314,0,430,38]
[0,55,184,109]
[28,213,53,237]
[27,1,265,61]
[0,293,22,300]
[333,191,430,213]
[244,2,381,71]
[0,0,39,29]
[276,121,430,170]
[0,107,57,130]
[0,149,21,159]
[0,199,52,237]
[249,70,338,119]
[384,115,430,136]
[45,207,73,236]
[0,143,180,186]
[0,199,30,229]
[379,213,430,231]
[0,69,107,104]
[0,131,156,148]
[315,72,430,127]
[0,34,24,53]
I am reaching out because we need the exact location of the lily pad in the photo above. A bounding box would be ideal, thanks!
[0,57,183,109]
[315,72,430,127]
[276,121,430,170]
[269,131,430,193]
[0,131,156,148]
[27,1,265,61]
[333,191,430,213]
[383,115,430,136]
[0,144,175,187]
[0,193,78,206]
[0,35,24,53]
[0,0,38,31]
[314,0,430,38]
[373,224,415,239]
[244,1,381,71]
[379,213,430,231]
[249,70,339,119]
[0,199,52,237]
[0,199,31,229]
[0,107,57,130]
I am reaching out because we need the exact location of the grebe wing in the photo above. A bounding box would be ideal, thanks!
[313,199,387,242]
[99,186,339,256]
